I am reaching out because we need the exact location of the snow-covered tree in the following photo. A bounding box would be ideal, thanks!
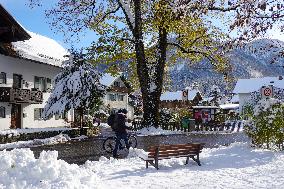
[208,85,222,106]
[244,98,284,150]
[43,51,105,126]
[29,0,284,128]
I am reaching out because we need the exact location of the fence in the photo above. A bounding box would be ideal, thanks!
[131,120,244,132]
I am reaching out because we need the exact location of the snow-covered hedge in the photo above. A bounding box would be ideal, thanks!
[244,98,284,150]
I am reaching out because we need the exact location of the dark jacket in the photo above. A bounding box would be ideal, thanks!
[114,113,131,134]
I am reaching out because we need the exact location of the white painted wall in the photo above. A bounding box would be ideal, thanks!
[0,54,69,130]
[238,93,251,113]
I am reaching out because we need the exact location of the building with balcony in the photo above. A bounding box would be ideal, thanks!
[0,4,69,130]
[100,73,134,119]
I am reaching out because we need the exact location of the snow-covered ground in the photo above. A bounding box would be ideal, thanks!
[0,142,283,189]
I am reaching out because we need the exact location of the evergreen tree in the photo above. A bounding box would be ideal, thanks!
[43,51,106,126]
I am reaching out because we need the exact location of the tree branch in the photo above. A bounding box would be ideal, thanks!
[167,42,218,64]
[117,0,135,33]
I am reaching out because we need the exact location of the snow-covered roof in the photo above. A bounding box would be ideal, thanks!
[100,73,120,87]
[233,76,284,94]
[160,89,200,101]
[12,31,68,67]
[219,104,239,110]
[192,106,219,109]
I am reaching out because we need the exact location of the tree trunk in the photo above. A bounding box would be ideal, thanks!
[133,0,168,128]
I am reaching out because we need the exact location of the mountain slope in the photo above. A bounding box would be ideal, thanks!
[169,39,284,95]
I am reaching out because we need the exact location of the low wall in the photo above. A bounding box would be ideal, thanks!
[30,132,250,164]
[0,127,98,144]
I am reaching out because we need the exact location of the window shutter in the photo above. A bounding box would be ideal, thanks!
[0,72,6,84]
[34,76,40,89]
[46,78,52,91]
[0,106,5,118]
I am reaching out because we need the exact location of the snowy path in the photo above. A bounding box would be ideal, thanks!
[0,142,283,189]
[85,143,284,189]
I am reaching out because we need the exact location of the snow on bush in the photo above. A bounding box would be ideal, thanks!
[244,98,284,150]
[43,51,105,118]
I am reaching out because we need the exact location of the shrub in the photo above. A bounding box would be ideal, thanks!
[244,98,284,150]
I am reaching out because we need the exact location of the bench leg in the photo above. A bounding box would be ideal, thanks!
[188,154,201,166]
[146,161,148,168]
[155,158,159,170]
[185,157,189,165]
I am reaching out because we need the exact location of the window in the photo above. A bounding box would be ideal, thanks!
[113,81,120,87]
[55,111,68,120]
[34,108,43,120]
[34,76,52,91]
[0,106,5,118]
[0,72,6,84]
[117,95,124,101]
[34,108,52,120]
[108,94,117,101]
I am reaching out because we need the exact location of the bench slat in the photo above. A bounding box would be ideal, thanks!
[144,143,205,170]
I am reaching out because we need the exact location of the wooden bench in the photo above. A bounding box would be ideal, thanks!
[141,143,205,170]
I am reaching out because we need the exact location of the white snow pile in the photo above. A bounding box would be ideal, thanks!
[0,149,100,188]
[12,31,68,67]
[0,127,72,137]
[0,142,284,188]
[137,126,183,136]
[0,134,70,150]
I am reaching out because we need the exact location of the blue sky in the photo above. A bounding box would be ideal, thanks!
[1,0,95,50]
[1,0,284,51]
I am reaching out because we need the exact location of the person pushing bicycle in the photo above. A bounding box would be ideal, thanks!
[112,108,132,158]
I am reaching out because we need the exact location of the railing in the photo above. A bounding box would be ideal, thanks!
[131,120,243,132]
[0,87,43,103]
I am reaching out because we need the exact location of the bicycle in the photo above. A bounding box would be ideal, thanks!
[103,132,138,154]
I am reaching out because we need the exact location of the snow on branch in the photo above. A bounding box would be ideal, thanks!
[42,52,105,119]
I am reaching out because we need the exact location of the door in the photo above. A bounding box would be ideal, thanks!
[13,74,22,88]
[11,104,21,129]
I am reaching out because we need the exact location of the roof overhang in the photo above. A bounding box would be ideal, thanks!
[0,4,31,42]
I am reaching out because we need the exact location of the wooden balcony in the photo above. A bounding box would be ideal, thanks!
[107,86,130,93]
[0,87,43,103]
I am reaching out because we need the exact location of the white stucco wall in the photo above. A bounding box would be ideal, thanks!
[238,93,251,113]
[0,54,69,130]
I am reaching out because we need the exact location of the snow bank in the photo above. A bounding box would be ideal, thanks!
[136,126,183,136]
[0,149,100,188]
[0,134,70,150]
[0,127,72,136]
[0,142,284,188]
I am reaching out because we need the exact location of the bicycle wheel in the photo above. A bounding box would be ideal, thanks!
[128,135,137,148]
[103,137,116,153]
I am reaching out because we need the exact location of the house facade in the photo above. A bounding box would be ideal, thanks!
[100,73,134,119]
[233,76,284,113]
[0,4,69,130]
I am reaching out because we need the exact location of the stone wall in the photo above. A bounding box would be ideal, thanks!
[0,127,98,144]
[30,132,250,165]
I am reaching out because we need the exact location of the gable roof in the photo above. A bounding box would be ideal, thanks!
[160,89,200,101]
[100,73,121,87]
[233,76,284,94]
